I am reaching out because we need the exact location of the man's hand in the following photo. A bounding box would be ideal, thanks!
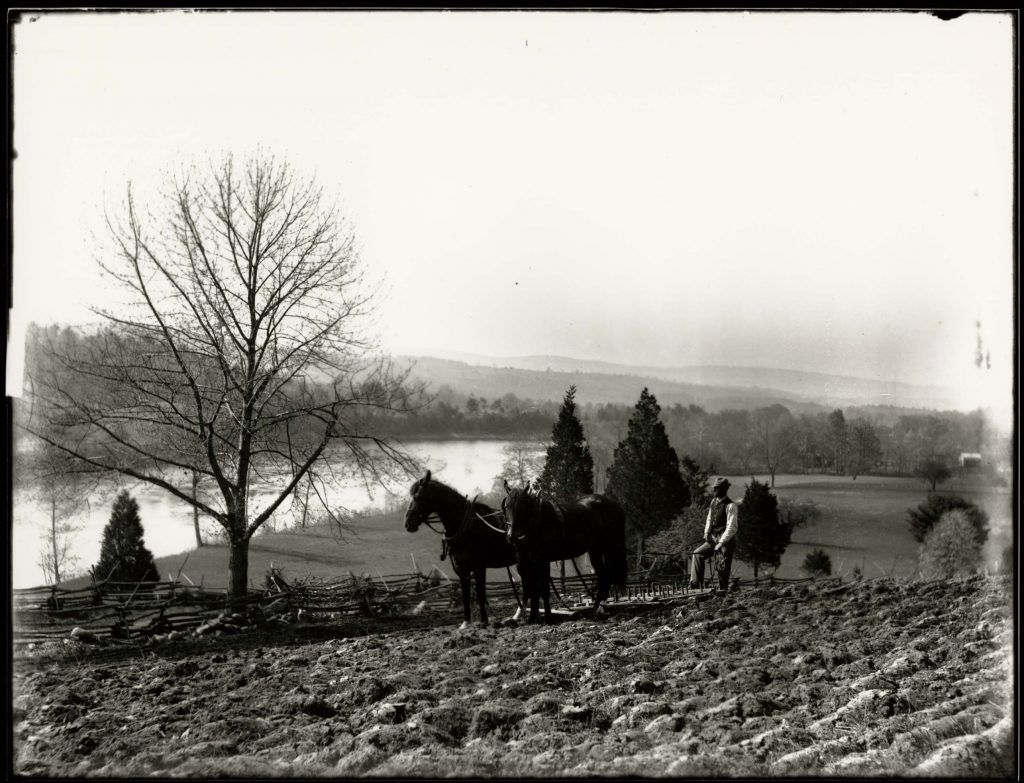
[714,543,723,552]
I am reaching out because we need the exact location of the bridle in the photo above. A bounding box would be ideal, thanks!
[405,474,525,614]
[505,487,566,551]
[504,487,541,545]
[408,481,508,560]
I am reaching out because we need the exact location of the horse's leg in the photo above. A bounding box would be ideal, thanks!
[513,565,527,622]
[527,562,541,624]
[592,551,610,618]
[542,572,552,624]
[459,575,472,629]
[511,576,524,622]
[475,568,489,627]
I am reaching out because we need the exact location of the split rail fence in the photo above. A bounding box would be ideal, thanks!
[12,566,815,646]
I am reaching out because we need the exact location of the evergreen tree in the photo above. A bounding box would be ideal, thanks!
[918,510,982,580]
[605,388,691,569]
[802,548,832,578]
[537,386,594,504]
[907,494,989,545]
[94,490,159,584]
[734,479,793,581]
[680,455,711,509]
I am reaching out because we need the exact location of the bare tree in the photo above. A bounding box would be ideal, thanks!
[191,470,205,546]
[751,404,796,487]
[914,458,952,492]
[846,418,882,479]
[22,154,423,601]
[495,433,544,489]
[491,436,545,495]
[15,433,99,586]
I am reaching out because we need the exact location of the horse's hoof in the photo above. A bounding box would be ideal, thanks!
[458,621,470,631]
[511,607,524,622]
[595,605,608,619]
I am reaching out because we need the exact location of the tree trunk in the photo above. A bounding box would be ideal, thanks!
[301,477,311,529]
[229,534,250,606]
[192,472,204,547]
[51,496,60,585]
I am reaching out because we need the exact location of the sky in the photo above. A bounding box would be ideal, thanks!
[9,10,1016,419]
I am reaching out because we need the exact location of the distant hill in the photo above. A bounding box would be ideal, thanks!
[395,353,959,412]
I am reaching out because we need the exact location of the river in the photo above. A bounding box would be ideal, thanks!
[11,440,539,590]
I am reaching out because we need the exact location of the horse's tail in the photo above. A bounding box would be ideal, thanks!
[607,500,628,590]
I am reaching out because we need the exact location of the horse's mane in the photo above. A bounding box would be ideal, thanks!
[416,476,496,512]
[504,485,532,510]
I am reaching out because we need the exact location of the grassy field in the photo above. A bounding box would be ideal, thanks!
[725,473,1012,580]
[143,511,455,591]
[121,473,1010,591]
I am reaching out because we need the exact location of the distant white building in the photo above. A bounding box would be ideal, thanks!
[959,452,982,469]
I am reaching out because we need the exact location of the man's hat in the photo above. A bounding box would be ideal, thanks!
[711,477,731,491]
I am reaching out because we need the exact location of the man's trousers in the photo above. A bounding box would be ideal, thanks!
[690,538,735,590]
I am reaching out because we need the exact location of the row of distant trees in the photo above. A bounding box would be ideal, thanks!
[590,402,1002,487]
[335,383,1003,486]
[21,326,1001,491]
[346,387,1000,481]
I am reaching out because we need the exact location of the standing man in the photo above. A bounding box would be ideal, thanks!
[689,477,738,592]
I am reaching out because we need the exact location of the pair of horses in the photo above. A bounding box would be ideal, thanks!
[404,471,627,627]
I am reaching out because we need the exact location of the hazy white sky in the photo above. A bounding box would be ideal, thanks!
[10,11,1015,413]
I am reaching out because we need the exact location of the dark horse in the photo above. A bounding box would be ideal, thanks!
[405,470,546,627]
[503,481,628,618]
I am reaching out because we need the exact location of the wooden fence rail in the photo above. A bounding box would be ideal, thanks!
[13,569,817,645]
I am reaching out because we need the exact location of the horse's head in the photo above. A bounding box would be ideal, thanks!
[405,469,434,532]
[502,479,542,548]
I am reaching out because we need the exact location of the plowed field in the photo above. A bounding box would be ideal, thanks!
[12,576,1014,778]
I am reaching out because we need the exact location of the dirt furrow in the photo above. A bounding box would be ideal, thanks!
[12,575,1013,778]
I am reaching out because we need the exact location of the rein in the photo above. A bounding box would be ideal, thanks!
[418,492,507,560]
[476,509,508,535]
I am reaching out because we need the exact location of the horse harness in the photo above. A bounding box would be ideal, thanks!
[420,492,524,613]
[424,494,507,561]
[536,493,568,545]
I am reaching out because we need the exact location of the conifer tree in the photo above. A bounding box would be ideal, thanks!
[94,490,159,585]
[734,479,793,581]
[537,386,594,504]
[907,494,988,545]
[918,510,983,580]
[605,388,691,569]
[680,455,711,510]
[802,548,832,578]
